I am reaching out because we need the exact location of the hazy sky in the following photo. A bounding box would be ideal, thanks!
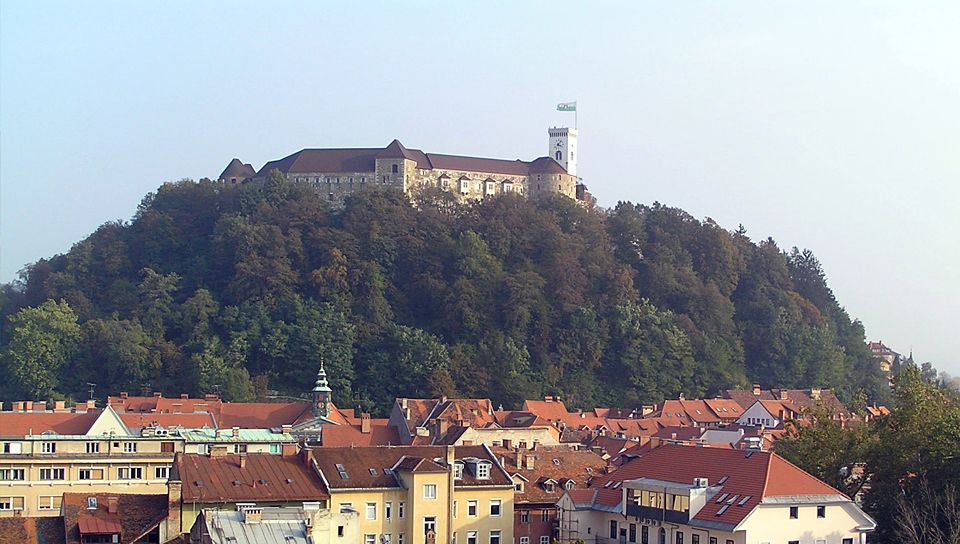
[2,2,958,375]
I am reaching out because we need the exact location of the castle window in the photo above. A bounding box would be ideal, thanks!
[383,176,388,183]
[336,177,340,184]
[361,177,366,183]
[326,177,331,183]
[349,177,354,184]
[392,164,399,174]
[556,151,562,161]
[329,193,334,202]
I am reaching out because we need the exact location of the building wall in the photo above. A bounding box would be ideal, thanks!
[514,503,555,544]
[1,436,176,517]
[738,502,872,544]
[453,428,560,449]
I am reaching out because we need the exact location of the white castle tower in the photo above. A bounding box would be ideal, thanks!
[548,126,578,177]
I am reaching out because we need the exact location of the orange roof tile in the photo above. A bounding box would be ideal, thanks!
[178,452,328,503]
[321,421,401,447]
[0,411,100,436]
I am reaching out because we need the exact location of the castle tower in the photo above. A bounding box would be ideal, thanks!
[548,127,578,177]
[312,359,333,419]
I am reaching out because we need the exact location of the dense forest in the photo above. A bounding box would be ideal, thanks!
[0,174,890,415]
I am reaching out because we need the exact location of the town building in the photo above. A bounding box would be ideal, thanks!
[489,445,607,544]
[219,128,590,207]
[190,504,360,544]
[556,444,875,544]
[312,445,515,544]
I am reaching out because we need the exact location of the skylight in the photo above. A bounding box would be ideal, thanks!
[716,504,730,516]
[737,495,751,506]
[716,493,729,504]
[717,476,729,484]
[604,481,613,488]
[727,495,739,504]
[585,468,593,473]
[553,459,561,465]
[369,468,378,475]
[336,463,349,480]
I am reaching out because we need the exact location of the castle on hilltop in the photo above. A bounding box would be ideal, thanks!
[218,127,591,206]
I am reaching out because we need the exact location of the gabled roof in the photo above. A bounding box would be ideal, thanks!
[177,453,329,503]
[494,410,552,428]
[119,412,216,431]
[703,399,743,420]
[0,411,101,436]
[395,398,495,433]
[218,402,318,428]
[321,420,401,447]
[63,493,168,544]
[0,516,64,544]
[219,158,256,180]
[376,139,419,162]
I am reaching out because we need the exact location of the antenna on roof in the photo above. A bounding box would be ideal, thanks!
[86,383,97,400]
[140,382,152,397]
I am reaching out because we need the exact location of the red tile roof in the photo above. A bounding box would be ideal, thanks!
[217,402,316,428]
[119,412,216,430]
[63,493,168,544]
[321,421,401,447]
[0,516,64,544]
[490,446,606,505]
[177,453,329,503]
[0,411,100,436]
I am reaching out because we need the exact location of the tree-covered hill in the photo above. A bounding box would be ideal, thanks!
[0,175,889,415]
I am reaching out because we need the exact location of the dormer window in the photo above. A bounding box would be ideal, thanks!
[454,462,464,480]
[476,462,490,480]
[545,482,555,493]
[564,480,575,490]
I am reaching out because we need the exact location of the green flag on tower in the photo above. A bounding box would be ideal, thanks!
[557,101,577,112]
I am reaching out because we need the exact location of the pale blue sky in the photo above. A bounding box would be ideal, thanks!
[2,2,958,375]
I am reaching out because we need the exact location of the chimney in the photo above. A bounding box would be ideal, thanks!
[210,445,229,458]
[361,413,371,434]
[232,427,240,438]
[436,418,449,438]
[153,392,162,398]
[12,401,24,412]
[166,474,182,536]
[54,401,67,413]
[301,446,314,466]
[525,454,535,470]
[440,395,448,403]
[239,456,246,469]
[556,396,561,402]
[24,401,33,412]
[281,424,293,435]
[120,392,129,399]
[516,452,524,469]
[811,389,821,401]
[242,507,262,524]
[401,398,408,409]
[445,445,456,467]
[462,440,473,446]
[107,497,118,514]
[752,384,761,396]
[282,443,297,457]
[544,396,553,402]
[215,429,222,438]
[502,439,512,450]
[205,394,219,402]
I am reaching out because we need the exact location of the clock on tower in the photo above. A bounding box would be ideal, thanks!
[548,127,578,177]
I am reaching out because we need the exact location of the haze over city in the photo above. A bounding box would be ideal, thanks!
[1,1,958,374]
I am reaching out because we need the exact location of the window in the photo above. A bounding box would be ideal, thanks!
[520,510,529,523]
[385,502,393,521]
[234,444,247,454]
[692,536,699,544]
[398,502,405,519]
[384,535,392,544]
[676,532,683,544]
[515,482,524,492]
[453,500,458,518]
[424,483,437,499]
[329,193,335,202]
[155,467,169,479]
[610,520,618,539]
[399,534,405,544]
[41,442,56,453]
[270,443,281,454]
[629,523,637,543]
[641,526,649,544]
[38,496,62,510]
[39,468,65,480]
[361,177,366,184]
[460,180,469,193]
[79,468,103,480]
[0,469,24,481]
[520,538,530,544]
[454,463,463,480]
[490,499,501,517]
[467,532,477,544]
[540,537,550,544]
[123,442,137,453]
[3,442,23,454]
[87,497,98,509]
[789,506,798,519]
[490,531,501,544]
[85,442,100,453]
[365,535,377,544]
[424,517,436,535]
[339,503,353,514]
[0,497,25,511]
[842,540,854,544]
[468,500,477,517]
[117,467,142,479]
[788,541,799,544]
[817,505,826,518]
[541,509,549,522]
[366,502,377,520]
[708,539,716,544]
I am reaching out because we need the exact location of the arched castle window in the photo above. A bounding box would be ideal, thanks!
[392,164,399,173]
[556,151,562,161]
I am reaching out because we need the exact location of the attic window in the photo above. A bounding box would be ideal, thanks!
[604,481,613,488]
[612,482,621,489]
[727,495,739,504]
[717,476,729,484]
[287,478,295,484]
[732,408,738,412]
[384,468,393,475]
[716,504,730,516]
[87,497,97,510]
[336,464,349,480]
[259,479,269,485]
[369,469,378,476]
[564,480,575,490]
[195,480,203,487]
[233,480,242,486]
[716,493,729,504]
[553,459,561,465]
[737,495,751,506]
[585,468,593,473]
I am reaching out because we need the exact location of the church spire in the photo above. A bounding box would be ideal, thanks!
[312,357,333,418]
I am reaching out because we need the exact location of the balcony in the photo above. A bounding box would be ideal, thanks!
[625,504,689,525]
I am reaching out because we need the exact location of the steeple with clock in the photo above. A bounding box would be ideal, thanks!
[548,126,578,177]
